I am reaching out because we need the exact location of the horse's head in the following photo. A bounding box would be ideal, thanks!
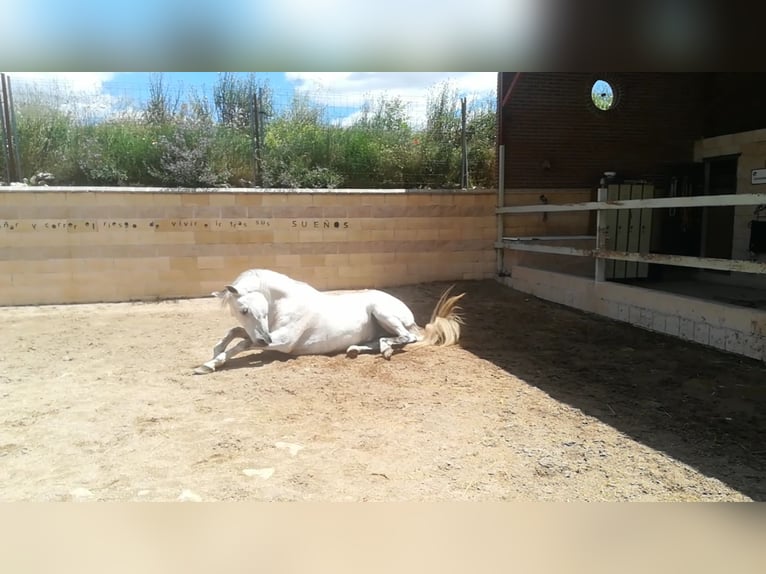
[213,285,272,345]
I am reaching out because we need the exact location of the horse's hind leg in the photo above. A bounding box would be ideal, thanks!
[346,340,381,358]
[371,310,418,360]
[379,333,418,359]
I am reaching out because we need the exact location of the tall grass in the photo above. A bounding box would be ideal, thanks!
[5,75,496,188]
[12,83,77,180]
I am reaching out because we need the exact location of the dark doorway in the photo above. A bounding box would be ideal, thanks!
[701,155,737,262]
[658,163,705,258]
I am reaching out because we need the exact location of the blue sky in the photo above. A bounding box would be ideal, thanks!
[8,72,498,126]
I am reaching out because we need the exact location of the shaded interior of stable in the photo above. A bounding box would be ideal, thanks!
[497,73,766,310]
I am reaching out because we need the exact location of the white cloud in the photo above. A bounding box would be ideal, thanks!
[6,72,134,121]
[330,109,365,128]
[286,72,497,127]
[287,72,496,99]
[8,72,116,93]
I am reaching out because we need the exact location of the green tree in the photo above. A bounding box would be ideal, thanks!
[148,122,230,188]
[343,95,413,187]
[261,93,342,188]
[143,73,181,126]
[410,81,462,188]
[13,83,76,180]
[214,73,260,131]
[465,95,496,188]
[211,73,274,185]
[74,120,164,185]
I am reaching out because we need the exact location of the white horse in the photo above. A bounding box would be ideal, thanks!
[194,269,464,374]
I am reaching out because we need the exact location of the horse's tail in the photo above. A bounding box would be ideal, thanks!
[411,286,465,348]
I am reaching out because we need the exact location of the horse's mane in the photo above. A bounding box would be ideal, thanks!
[217,269,317,309]
[217,289,236,309]
[252,269,316,294]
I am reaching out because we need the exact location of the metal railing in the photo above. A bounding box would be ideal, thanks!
[494,158,766,280]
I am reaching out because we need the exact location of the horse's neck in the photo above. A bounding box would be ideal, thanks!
[254,269,316,302]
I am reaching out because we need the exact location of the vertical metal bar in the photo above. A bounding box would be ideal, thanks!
[625,183,643,277]
[252,89,263,187]
[256,86,264,187]
[460,96,467,189]
[6,75,22,181]
[250,91,257,185]
[496,144,506,276]
[0,73,10,184]
[1,73,17,183]
[614,183,631,278]
[700,160,711,258]
[605,183,619,278]
[595,179,607,282]
[637,183,654,277]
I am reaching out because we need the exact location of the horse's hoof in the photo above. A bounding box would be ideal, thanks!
[382,348,393,360]
[346,347,360,359]
[193,364,215,375]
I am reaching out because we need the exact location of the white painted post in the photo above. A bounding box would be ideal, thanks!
[595,179,607,282]
[496,145,506,276]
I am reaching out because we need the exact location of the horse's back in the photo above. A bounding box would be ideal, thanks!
[266,289,382,354]
[323,288,416,327]
[232,268,319,298]
[289,288,416,351]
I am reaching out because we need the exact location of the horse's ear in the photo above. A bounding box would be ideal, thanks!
[225,285,239,295]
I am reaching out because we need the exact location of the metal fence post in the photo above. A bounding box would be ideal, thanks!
[496,145,505,276]
[595,178,607,282]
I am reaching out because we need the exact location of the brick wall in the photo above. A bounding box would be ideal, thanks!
[498,73,706,188]
[0,188,496,306]
[703,74,766,138]
[500,188,595,277]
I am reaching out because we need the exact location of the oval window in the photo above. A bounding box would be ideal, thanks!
[591,80,615,111]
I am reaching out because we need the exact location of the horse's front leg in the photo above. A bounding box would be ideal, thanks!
[212,326,250,356]
[256,327,295,355]
[194,339,254,374]
[194,326,253,375]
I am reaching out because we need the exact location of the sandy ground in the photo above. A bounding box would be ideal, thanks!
[1,279,764,501]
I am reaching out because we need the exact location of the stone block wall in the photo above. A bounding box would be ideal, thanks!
[0,188,496,305]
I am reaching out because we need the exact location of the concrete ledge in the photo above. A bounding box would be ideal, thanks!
[501,265,766,362]
[0,186,496,196]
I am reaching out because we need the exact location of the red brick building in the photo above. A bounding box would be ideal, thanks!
[495,73,766,361]
[497,73,766,189]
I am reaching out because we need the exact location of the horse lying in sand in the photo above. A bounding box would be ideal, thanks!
[194,269,464,374]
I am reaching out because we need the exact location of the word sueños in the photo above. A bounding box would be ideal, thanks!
[291,220,349,229]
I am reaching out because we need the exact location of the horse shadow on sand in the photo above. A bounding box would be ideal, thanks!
[439,279,766,501]
[208,350,296,372]
[193,277,765,500]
